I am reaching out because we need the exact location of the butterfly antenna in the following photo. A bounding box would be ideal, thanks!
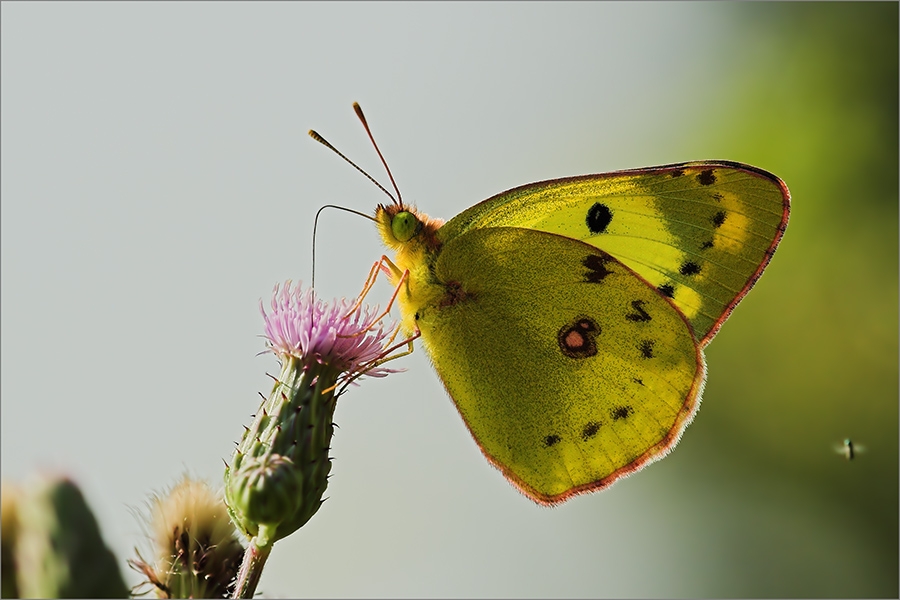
[311,204,377,289]
[353,102,403,207]
[308,129,397,204]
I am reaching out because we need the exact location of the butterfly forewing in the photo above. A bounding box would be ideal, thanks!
[440,162,790,345]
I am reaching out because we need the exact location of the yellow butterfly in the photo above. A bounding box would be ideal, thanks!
[311,104,790,505]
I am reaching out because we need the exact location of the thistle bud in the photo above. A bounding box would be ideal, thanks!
[229,453,303,527]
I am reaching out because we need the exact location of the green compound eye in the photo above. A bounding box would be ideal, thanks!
[391,211,420,242]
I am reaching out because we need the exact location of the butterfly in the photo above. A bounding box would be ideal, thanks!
[311,104,790,505]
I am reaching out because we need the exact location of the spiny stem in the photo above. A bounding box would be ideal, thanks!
[232,534,273,599]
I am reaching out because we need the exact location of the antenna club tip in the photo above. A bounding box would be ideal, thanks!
[353,103,368,123]
[309,130,334,149]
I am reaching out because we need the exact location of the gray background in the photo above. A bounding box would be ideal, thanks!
[3,2,896,598]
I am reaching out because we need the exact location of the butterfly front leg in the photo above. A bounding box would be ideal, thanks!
[343,255,408,326]
[337,261,421,393]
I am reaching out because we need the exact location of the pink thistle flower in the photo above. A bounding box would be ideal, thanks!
[225,278,406,597]
[260,281,400,381]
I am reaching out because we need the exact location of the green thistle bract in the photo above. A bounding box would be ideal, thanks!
[224,281,397,548]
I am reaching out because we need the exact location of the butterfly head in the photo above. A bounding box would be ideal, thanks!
[376,203,444,253]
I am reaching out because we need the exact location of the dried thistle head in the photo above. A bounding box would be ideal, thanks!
[130,475,244,598]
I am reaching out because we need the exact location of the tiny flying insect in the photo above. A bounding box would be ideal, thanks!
[834,438,865,461]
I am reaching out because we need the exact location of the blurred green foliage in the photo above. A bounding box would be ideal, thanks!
[2,477,128,599]
[680,3,896,596]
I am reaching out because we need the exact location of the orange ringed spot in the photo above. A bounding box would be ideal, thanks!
[558,316,599,359]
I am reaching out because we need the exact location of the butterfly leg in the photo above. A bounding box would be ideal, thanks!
[335,263,421,393]
[343,258,388,319]
[337,321,421,393]
[342,255,408,335]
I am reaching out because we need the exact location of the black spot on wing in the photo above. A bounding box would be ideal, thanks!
[639,339,655,358]
[680,261,701,276]
[700,240,714,250]
[611,405,634,421]
[583,254,614,283]
[712,192,724,202]
[712,210,727,228]
[625,299,652,322]
[581,421,601,441]
[658,283,675,298]
[543,434,561,448]
[698,169,716,186]
[669,168,685,178]
[586,203,613,234]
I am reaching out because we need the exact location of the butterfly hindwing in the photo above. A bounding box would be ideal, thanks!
[416,226,705,503]
[438,162,790,345]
